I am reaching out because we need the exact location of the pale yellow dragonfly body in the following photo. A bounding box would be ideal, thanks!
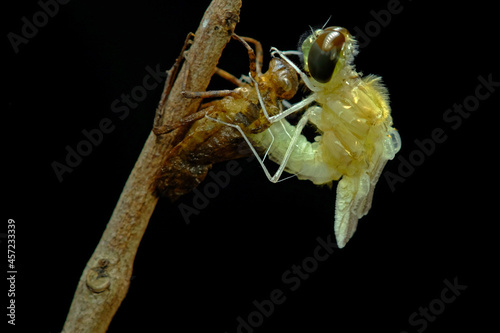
[246,26,401,247]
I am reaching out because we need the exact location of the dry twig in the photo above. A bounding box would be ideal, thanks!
[62,1,242,331]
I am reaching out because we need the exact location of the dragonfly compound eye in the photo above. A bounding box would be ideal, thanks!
[306,28,346,83]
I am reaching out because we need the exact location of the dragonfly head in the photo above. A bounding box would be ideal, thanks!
[301,26,357,84]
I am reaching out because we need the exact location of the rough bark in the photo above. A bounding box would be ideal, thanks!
[62,1,242,331]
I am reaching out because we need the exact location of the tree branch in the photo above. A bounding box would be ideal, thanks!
[62,1,242,332]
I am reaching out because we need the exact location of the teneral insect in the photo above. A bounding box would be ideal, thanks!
[243,26,402,247]
[153,34,299,201]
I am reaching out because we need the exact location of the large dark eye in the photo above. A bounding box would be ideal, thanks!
[307,29,345,83]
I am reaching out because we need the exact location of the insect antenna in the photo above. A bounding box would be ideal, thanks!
[321,15,332,29]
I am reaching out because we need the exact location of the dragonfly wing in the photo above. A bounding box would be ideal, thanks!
[334,172,370,248]
[334,151,391,248]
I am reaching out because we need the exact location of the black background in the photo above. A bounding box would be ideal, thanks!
[4,0,498,332]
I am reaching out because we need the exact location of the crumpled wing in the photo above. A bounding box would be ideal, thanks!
[334,156,389,248]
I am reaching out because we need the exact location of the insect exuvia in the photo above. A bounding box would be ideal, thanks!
[153,34,299,201]
[244,26,402,248]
